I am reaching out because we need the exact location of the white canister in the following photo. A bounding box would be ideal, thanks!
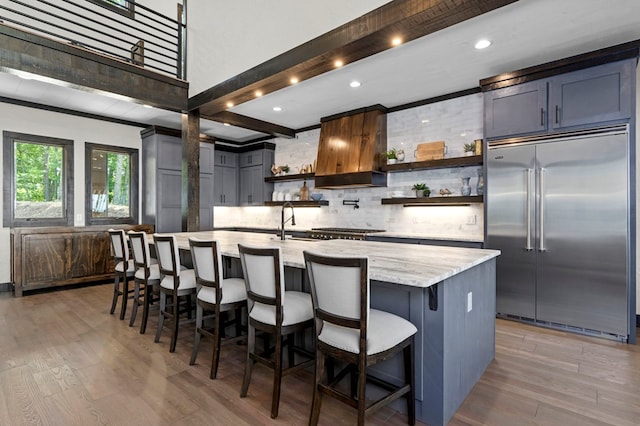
[277,192,285,201]
[284,193,292,201]
[272,191,280,201]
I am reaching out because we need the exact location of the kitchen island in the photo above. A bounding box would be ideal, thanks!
[167,230,500,425]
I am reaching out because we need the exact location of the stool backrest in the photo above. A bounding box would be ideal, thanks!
[238,244,285,314]
[154,234,181,277]
[108,229,129,262]
[128,231,152,269]
[189,237,223,293]
[304,251,369,330]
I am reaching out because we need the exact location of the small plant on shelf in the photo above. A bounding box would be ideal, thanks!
[411,183,430,197]
[384,148,398,160]
[463,143,476,156]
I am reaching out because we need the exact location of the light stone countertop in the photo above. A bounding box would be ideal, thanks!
[163,230,499,288]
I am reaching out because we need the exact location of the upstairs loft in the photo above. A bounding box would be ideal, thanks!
[0,0,188,114]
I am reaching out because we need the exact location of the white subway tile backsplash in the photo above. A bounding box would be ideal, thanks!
[215,93,484,242]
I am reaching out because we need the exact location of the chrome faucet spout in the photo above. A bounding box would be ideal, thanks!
[280,201,296,240]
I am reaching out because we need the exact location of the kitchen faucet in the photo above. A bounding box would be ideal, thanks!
[280,201,296,240]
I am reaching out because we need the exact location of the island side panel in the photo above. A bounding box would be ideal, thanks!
[443,258,496,424]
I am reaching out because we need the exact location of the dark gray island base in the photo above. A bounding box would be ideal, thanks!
[169,231,499,425]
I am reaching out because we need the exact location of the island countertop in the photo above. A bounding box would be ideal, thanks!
[162,230,499,288]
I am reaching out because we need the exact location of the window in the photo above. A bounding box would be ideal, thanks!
[85,143,138,225]
[88,0,134,18]
[3,131,74,227]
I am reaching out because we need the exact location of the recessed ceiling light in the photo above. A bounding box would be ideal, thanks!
[290,77,299,84]
[273,106,282,112]
[226,101,234,108]
[143,104,152,109]
[474,39,492,49]
[391,37,402,46]
[254,90,263,97]
[334,60,344,68]
[349,81,361,88]
[421,119,429,124]
[223,123,231,126]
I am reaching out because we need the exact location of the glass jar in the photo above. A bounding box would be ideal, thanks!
[476,169,484,196]
[461,177,471,196]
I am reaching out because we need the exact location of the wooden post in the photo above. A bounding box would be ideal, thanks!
[182,110,200,231]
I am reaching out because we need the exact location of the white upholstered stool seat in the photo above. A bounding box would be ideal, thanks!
[197,278,247,305]
[318,308,417,356]
[249,291,313,326]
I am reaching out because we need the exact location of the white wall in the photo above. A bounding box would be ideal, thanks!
[186,0,391,96]
[0,103,144,284]
[214,93,485,241]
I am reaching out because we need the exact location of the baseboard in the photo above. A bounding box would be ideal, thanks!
[0,282,13,292]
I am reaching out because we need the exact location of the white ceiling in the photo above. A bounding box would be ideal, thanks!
[1,0,639,143]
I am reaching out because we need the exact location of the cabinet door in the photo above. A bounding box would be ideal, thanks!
[200,143,214,174]
[214,165,238,206]
[22,234,72,285]
[240,151,264,167]
[549,59,633,130]
[484,80,547,139]
[200,173,213,230]
[71,232,111,278]
[157,136,181,170]
[239,165,262,205]
[157,169,183,233]
[214,150,238,167]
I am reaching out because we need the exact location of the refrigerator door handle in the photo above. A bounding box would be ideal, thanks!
[538,167,547,252]
[525,168,533,251]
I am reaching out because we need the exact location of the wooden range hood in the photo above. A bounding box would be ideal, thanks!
[314,106,387,189]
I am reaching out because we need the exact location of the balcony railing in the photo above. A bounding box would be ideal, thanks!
[0,0,186,79]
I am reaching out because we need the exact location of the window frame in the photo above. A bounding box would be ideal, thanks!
[3,131,74,228]
[87,0,134,18]
[84,142,139,226]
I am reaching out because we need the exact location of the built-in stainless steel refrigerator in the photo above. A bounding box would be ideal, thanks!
[486,126,632,341]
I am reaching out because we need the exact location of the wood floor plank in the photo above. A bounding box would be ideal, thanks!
[1,286,639,425]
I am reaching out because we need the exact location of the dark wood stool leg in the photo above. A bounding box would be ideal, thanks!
[309,346,325,426]
[271,333,283,419]
[169,292,180,353]
[405,341,416,425]
[154,292,166,343]
[240,323,256,397]
[129,281,142,327]
[110,275,120,315]
[119,274,129,320]
[190,303,203,365]
[211,311,222,379]
[140,283,152,334]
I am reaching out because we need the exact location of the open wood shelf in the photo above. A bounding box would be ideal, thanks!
[381,195,483,206]
[382,155,482,172]
[264,173,315,182]
[264,200,329,207]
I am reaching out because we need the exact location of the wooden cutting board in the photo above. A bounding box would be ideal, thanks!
[415,141,446,161]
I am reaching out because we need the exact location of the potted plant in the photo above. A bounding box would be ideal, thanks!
[411,183,430,197]
[280,165,290,175]
[384,148,398,164]
[463,143,476,156]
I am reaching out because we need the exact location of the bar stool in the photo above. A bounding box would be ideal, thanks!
[188,237,247,379]
[303,251,417,426]
[128,231,160,332]
[153,234,197,353]
[108,229,135,320]
[238,243,314,419]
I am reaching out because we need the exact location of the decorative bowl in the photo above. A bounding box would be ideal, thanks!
[310,193,324,201]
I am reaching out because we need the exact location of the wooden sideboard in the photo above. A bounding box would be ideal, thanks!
[10,224,154,296]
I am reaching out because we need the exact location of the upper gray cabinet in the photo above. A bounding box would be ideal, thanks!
[213,150,238,206]
[239,146,274,206]
[484,59,634,140]
[549,60,633,130]
[484,80,547,139]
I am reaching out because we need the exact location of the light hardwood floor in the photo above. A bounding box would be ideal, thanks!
[0,283,638,425]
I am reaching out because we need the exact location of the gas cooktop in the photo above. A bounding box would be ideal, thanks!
[307,227,386,240]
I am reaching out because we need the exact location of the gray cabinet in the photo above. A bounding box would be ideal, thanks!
[549,60,633,130]
[484,80,547,139]
[141,126,216,232]
[484,59,634,139]
[214,150,238,206]
[239,147,274,206]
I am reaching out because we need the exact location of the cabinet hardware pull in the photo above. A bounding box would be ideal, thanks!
[555,105,559,124]
[525,169,533,251]
[540,108,544,126]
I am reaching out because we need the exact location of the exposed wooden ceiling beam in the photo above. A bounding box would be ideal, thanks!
[188,0,518,119]
[208,111,296,138]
